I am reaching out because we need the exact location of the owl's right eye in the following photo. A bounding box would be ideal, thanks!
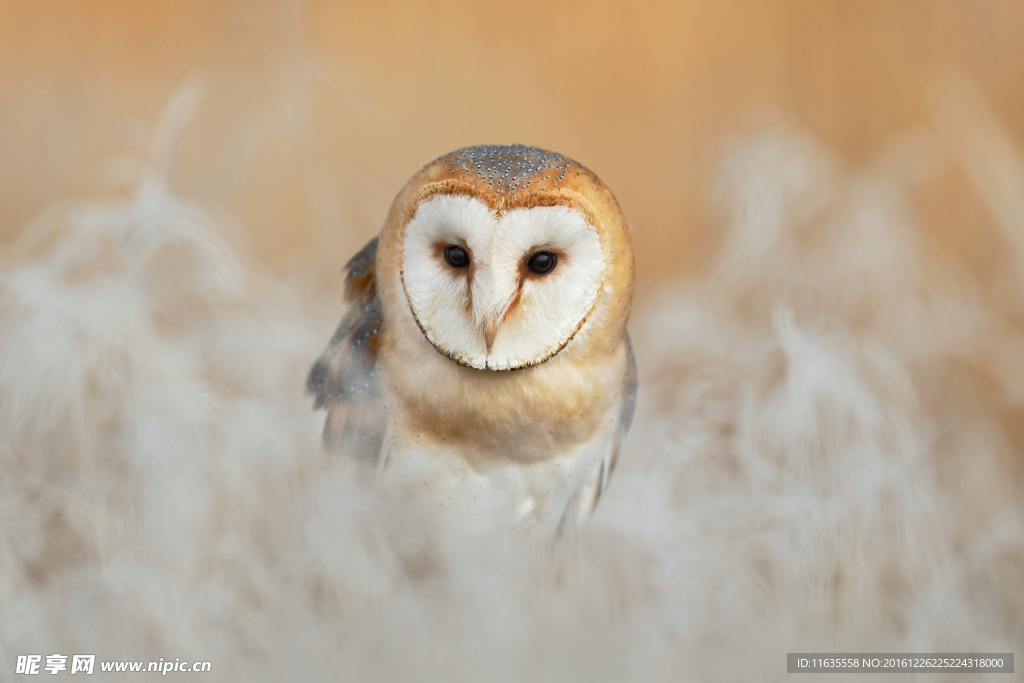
[444,245,470,269]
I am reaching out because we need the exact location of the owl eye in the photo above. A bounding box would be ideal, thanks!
[526,251,557,275]
[444,245,470,269]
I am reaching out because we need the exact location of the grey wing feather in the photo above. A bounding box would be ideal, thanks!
[306,236,387,462]
[621,333,638,434]
[573,332,638,525]
[606,332,637,479]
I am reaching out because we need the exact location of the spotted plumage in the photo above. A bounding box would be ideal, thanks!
[308,144,636,532]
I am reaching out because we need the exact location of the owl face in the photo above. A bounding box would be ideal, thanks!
[401,194,605,371]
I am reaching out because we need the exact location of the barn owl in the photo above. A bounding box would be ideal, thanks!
[307,145,635,533]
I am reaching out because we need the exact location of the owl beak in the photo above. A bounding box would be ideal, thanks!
[483,317,501,353]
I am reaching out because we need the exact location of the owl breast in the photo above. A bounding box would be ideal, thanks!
[379,385,625,533]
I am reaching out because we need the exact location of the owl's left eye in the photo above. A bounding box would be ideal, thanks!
[444,245,470,269]
[526,251,557,275]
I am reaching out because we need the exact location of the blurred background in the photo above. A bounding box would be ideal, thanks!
[2,2,1024,680]
[3,0,1024,292]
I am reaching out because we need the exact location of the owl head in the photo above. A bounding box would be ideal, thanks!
[377,145,633,372]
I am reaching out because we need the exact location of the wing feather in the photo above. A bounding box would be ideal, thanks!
[562,332,638,530]
[306,237,387,462]
[615,332,638,468]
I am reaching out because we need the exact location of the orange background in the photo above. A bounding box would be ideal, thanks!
[2,0,1023,294]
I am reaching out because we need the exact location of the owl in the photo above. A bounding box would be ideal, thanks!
[307,145,635,533]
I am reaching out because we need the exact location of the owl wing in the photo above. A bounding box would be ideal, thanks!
[620,332,638,442]
[598,332,637,492]
[306,236,388,463]
[562,333,637,531]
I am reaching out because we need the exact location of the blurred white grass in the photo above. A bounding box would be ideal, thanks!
[0,77,1022,682]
